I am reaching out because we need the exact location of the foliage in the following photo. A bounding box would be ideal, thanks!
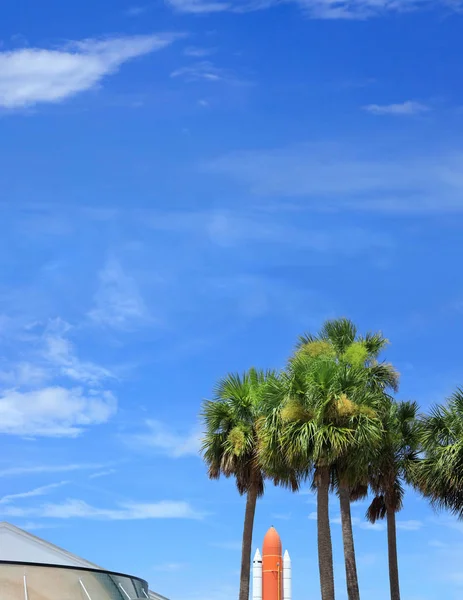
[201,368,274,496]
[415,389,463,517]
[367,400,420,519]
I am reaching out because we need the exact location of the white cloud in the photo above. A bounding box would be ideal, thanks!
[167,0,463,18]
[0,498,203,520]
[396,519,423,531]
[0,463,112,477]
[0,33,177,109]
[204,142,463,213]
[0,481,68,504]
[88,259,150,330]
[0,386,116,437]
[363,101,430,116]
[133,420,201,457]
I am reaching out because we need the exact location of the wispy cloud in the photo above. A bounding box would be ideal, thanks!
[0,481,68,505]
[0,362,49,387]
[0,463,112,477]
[211,541,241,550]
[125,5,150,16]
[0,499,203,520]
[429,539,448,548]
[88,259,151,330]
[0,33,178,109]
[171,61,229,83]
[430,515,463,534]
[204,142,463,213]
[363,101,430,116]
[272,512,292,520]
[88,469,116,479]
[396,519,424,531]
[18,521,62,532]
[167,0,233,13]
[132,420,201,457]
[330,514,386,531]
[146,208,391,252]
[166,0,463,19]
[43,318,113,384]
[153,563,188,572]
[184,46,216,57]
[0,318,118,437]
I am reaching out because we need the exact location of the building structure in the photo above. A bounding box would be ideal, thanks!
[252,527,291,600]
[0,521,169,600]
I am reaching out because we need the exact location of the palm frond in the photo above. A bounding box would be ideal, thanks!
[366,495,387,523]
[320,318,358,353]
[361,332,389,358]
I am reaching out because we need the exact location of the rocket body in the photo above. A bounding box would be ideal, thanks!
[262,527,283,600]
[252,527,291,600]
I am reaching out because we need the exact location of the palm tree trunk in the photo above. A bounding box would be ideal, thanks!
[239,483,258,600]
[317,467,335,600]
[386,506,400,600]
[339,486,360,600]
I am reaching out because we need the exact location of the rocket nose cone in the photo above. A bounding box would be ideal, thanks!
[263,526,282,556]
[253,548,262,561]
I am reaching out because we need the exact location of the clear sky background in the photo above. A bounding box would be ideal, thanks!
[1,1,463,599]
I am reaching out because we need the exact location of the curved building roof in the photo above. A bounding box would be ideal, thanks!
[0,522,169,600]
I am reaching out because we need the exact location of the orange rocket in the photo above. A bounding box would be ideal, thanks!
[263,527,282,600]
[253,527,291,600]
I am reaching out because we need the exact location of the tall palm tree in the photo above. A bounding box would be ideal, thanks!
[298,319,398,600]
[366,400,419,600]
[201,368,273,600]
[260,326,386,600]
[415,389,463,517]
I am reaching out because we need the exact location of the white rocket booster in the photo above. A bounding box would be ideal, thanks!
[283,550,292,600]
[252,548,262,600]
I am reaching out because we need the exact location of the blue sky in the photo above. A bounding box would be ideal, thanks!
[1,1,463,599]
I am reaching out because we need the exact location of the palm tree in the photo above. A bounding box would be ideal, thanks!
[415,389,463,517]
[298,319,398,600]
[260,323,387,600]
[366,400,419,600]
[201,368,273,600]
